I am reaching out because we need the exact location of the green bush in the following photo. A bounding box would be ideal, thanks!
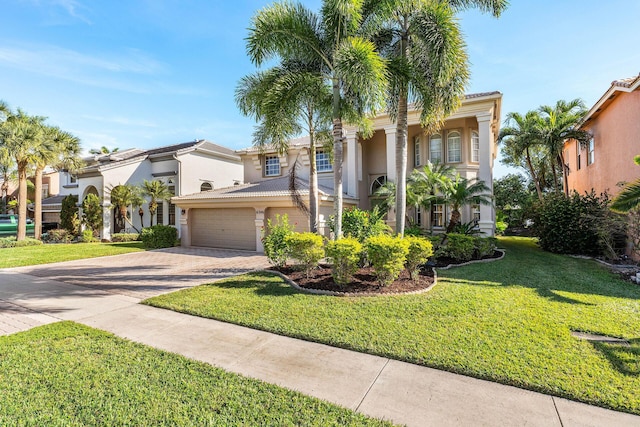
[0,237,43,248]
[495,220,508,235]
[365,235,409,286]
[474,236,498,258]
[0,237,16,248]
[43,229,73,244]
[329,206,389,242]
[262,214,293,267]
[82,193,103,236]
[404,225,423,237]
[285,232,324,278]
[441,233,475,262]
[111,233,140,242]
[140,225,178,249]
[325,238,362,286]
[14,237,43,247]
[404,236,433,281]
[81,229,98,243]
[60,195,79,235]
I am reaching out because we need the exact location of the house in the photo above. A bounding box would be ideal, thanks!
[72,140,243,240]
[173,91,502,251]
[564,74,640,196]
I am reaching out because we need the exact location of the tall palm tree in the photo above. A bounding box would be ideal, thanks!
[236,63,332,233]
[141,179,173,226]
[611,155,640,212]
[368,0,506,236]
[246,0,388,239]
[538,99,590,195]
[408,161,454,233]
[441,175,492,232]
[109,184,143,232]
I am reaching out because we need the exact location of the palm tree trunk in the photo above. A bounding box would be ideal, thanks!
[17,164,27,241]
[558,153,569,197]
[395,92,409,236]
[1,176,8,214]
[308,128,319,234]
[34,167,43,239]
[446,208,461,233]
[525,147,543,201]
[332,77,343,240]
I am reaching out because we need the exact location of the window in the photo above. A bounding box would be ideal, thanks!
[431,204,444,228]
[471,131,479,163]
[447,131,461,163]
[414,136,421,167]
[576,142,581,170]
[69,174,77,184]
[157,201,164,225]
[316,150,332,172]
[168,185,176,226]
[588,138,595,165]
[264,155,280,176]
[415,206,422,226]
[200,182,213,191]
[370,175,387,195]
[42,184,49,199]
[472,205,480,224]
[429,134,442,163]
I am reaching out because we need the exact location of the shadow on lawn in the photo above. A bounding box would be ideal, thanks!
[592,339,640,376]
[206,271,300,297]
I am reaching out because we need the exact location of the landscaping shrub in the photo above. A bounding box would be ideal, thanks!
[42,229,73,244]
[82,193,103,236]
[495,220,508,235]
[474,236,498,258]
[284,232,324,278]
[140,225,178,249]
[14,237,43,247]
[329,206,389,242]
[441,233,475,262]
[404,236,433,281]
[325,238,362,286]
[81,229,98,243]
[0,237,43,248]
[60,195,80,235]
[365,235,409,286]
[111,233,140,242]
[404,225,423,237]
[262,214,293,267]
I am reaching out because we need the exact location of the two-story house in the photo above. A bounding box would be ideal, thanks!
[173,92,502,251]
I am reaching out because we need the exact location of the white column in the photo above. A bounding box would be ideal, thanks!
[255,208,266,253]
[384,125,397,232]
[102,201,112,240]
[179,207,190,246]
[346,132,358,197]
[476,112,494,236]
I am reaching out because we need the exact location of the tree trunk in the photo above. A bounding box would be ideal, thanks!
[34,167,43,239]
[395,92,409,237]
[525,147,543,201]
[17,164,27,241]
[446,208,461,233]
[308,139,319,234]
[332,78,343,240]
[559,152,569,197]
[1,176,8,214]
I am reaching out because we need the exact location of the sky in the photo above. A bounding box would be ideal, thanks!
[1,0,639,178]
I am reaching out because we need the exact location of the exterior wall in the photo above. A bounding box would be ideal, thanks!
[566,91,640,197]
[177,151,243,194]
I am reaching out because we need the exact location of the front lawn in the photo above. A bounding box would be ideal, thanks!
[0,322,392,426]
[145,237,640,414]
[0,242,145,268]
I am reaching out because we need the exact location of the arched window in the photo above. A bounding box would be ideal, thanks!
[429,134,442,163]
[200,182,213,191]
[370,175,387,195]
[471,131,479,162]
[447,131,461,163]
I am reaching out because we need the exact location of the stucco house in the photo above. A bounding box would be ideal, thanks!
[174,91,502,251]
[64,140,243,240]
[564,74,640,196]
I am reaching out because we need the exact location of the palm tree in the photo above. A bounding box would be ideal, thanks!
[441,175,492,232]
[538,99,590,195]
[236,63,332,233]
[89,146,119,155]
[246,0,388,239]
[368,0,506,236]
[408,161,454,233]
[611,155,640,212]
[140,179,173,226]
[109,184,143,232]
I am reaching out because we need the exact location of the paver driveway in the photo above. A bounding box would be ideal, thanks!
[9,246,269,300]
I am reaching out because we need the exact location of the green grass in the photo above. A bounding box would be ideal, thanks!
[0,241,145,268]
[145,237,640,415]
[0,322,392,426]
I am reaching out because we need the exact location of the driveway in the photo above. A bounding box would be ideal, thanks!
[8,246,269,300]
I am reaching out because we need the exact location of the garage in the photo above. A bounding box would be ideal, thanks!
[190,208,256,251]
[266,207,309,233]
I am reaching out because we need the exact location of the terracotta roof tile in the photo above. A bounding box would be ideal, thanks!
[612,74,640,88]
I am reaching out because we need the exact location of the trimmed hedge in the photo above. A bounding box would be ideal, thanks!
[0,237,43,248]
[404,236,433,280]
[325,238,362,286]
[285,232,324,278]
[111,233,140,242]
[365,235,409,286]
[141,225,178,249]
[42,229,74,244]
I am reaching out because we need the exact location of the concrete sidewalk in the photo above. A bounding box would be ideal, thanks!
[1,270,639,426]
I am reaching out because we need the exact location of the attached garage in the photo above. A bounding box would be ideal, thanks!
[190,208,256,251]
[266,207,309,233]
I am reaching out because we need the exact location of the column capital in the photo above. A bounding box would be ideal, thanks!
[476,112,493,123]
[383,125,397,135]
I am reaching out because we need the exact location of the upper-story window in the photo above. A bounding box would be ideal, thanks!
[316,149,332,172]
[264,155,281,176]
[447,131,461,163]
[200,182,213,191]
[69,174,77,184]
[414,135,421,167]
[576,141,582,170]
[429,134,442,163]
[587,138,595,165]
[471,131,479,163]
[370,175,387,195]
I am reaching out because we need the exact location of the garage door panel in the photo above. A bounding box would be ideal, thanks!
[191,208,255,251]
[266,208,309,233]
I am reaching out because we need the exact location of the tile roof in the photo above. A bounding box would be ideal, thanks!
[612,74,640,88]
[464,91,501,99]
[41,194,68,207]
[174,176,335,201]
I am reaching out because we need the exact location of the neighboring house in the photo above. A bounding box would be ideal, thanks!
[564,74,640,196]
[73,140,243,240]
[41,169,81,226]
[174,91,502,251]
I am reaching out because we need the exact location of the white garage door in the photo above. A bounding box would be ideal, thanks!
[266,207,309,233]
[191,208,256,251]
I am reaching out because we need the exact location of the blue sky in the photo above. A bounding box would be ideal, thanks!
[1,0,639,178]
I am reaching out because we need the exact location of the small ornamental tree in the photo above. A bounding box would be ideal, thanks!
[365,235,409,286]
[82,193,103,237]
[262,214,293,267]
[325,238,362,286]
[60,194,79,235]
